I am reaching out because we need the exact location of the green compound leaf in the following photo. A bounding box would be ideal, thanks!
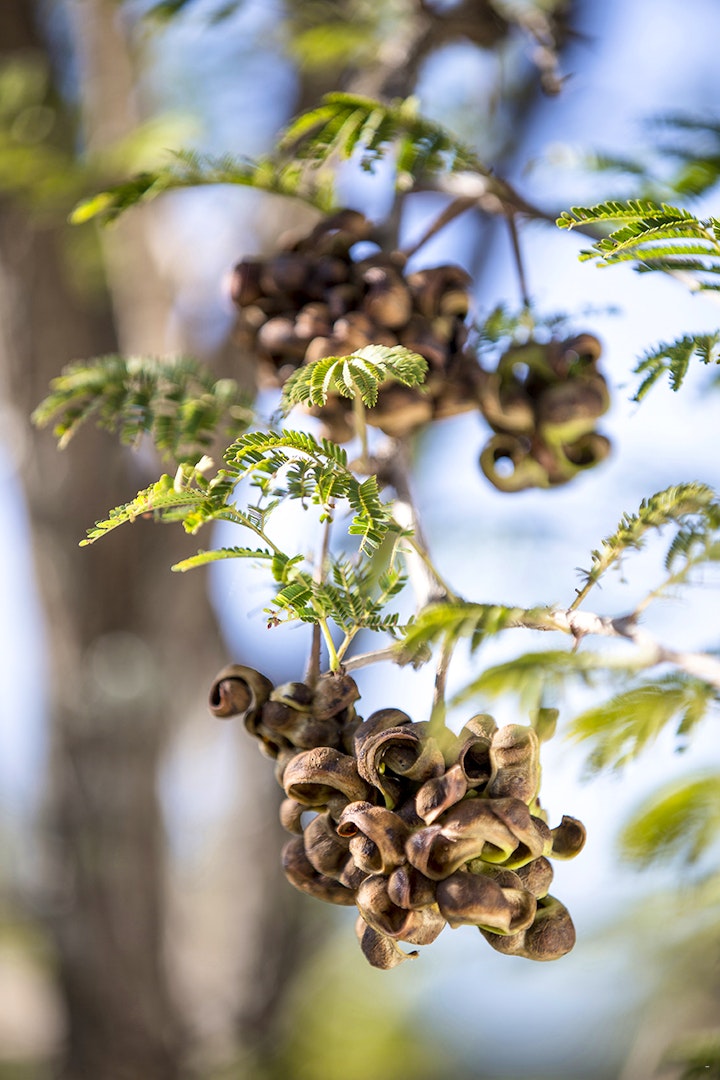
[33,354,252,463]
[172,546,275,572]
[398,601,555,664]
[619,772,720,866]
[80,474,207,545]
[632,333,720,400]
[281,345,428,412]
[569,674,718,773]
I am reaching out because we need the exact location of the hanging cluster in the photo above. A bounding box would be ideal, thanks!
[230,209,479,442]
[477,335,611,491]
[209,665,586,970]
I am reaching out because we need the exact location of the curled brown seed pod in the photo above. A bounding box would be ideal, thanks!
[208,665,273,724]
[514,856,554,899]
[303,812,351,879]
[282,837,357,906]
[436,868,536,933]
[279,798,305,835]
[312,672,360,720]
[487,724,541,804]
[337,802,410,875]
[386,864,437,910]
[550,815,587,859]
[282,746,371,809]
[480,894,576,961]
[479,433,549,492]
[355,915,418,969]
[415,763,468,824]
[451,714,497,788]
[356,875,446,944]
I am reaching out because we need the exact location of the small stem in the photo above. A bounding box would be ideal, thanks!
[318,617,340,671]
[305,624,322,687]
[403,534,459,603]
[352,393,370,469]
[402,195,478,260]
[429,636,453,735]
[507,211,530,310]
[307,514,333,685]
[336,628,359,664]
[344,644,401,672]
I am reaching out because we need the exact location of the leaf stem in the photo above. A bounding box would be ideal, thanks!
[318,617,341,672]
[429,635,453,735]
[352,391,370,468]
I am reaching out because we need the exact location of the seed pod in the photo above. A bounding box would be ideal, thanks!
[282,837,357,906]
[337,802,410,875]
[303,811,351,878]
[229,260,263,307]
[386,864,437,910]
[480,894,576,961]
[415,763,468,824]
[208,664,273,725]
[537,375,610,441]
[326,282,362,320]
[436,868,536,933]
[479,433,549,492]
[487,724,541,804]
[312,672,360,720]
[562,431,611,470]
[308,209,373,255]
[514,855,554,898]
[356,719,444,805]
[261,700,342,750]
[356,875,446,944]
[451,714,497,788]
[307,255,351,295]
[260,252,311,297]
[282,746,371,808]
[366,385,434,438]
[407,266,472,319]
[399,315,448,370]
[355,915,418,969]
[362,266,413,328]
[304,335,339,364]
[561,332,603,371]
[279,798,305,835]
[550,815,586,859]
[257,317,307,361]
[477,373,535,435]
[294,303,332,342]
[485,798,553,869]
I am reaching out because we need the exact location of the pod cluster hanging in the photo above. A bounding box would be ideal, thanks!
[477,335,611,491]
[209,665,586,970]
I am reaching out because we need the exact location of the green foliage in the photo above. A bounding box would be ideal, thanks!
[71,94,487,224]
[633,333,720,399]
[33,355,252,463]
[569,675,718,773]
[619,773,720,867]
[662,1032,720,1080]
[281,345,428,411]
[558,199,720,285]
[574,482,719,603]
[80,470,211,546]
[398,601,555,665]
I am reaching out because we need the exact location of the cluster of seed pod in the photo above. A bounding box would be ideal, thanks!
[477,335,611,492]
[210,664,586,969]
[229,209,481,442]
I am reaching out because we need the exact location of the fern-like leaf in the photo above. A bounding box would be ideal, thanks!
[80,474,207,545]
[398,601,557,665]
[281,345,428,412]
[33,355,252,462]
[633,333,720,400]
[619,772,720,867]
[569,674,717,773]
[171,546,275,572]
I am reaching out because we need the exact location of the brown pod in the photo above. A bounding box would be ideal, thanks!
[436,868,536,933]
[326,282,362,320]
[355,915,418,969]
[259,252,310,297]
[387,864,437,910]
[282,746,371,808]
[356,875,446,944]
[562,431,611,470]
[550,815,587,859]
[261,700,342,750]
[257,316,307,361]
[415,763,468,825]
[308,255,351,295]
[406,266,472,319]
[312,672,361,720]
[480,894,576,961]
[451,714,497,788]
[279,798,305,835]
[303,811,351,878]
[514,856,554,898]
[208,665,273,724]
[486,724,541,804]
[294,302,332,342]
[229,259,263,307]
[561,332,603,371]
[362,266,413,329]
[304,335,340,364]
[282,837,357,906]
[399,315,448,370]
[337,802,410,875]
[307,209,373,255]
[366,384,434,438]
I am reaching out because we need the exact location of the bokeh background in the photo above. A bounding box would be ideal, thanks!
[1,1,720,1077]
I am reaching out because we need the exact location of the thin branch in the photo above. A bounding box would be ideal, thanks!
[401,195,478,260]
[507,211,530,309]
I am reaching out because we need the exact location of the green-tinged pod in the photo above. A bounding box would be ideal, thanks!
[480,433,549,492]
[416,763,468,824]
[355,916,418,969]
[406,802,519,880]
[303,812,351,879]
[450,715,497,788]
[487,725,541,804]
[436,868,536,934]
[489,800,553,869]
[480,895,576,961]
[270,681,314,711]
[282,746,371,809]
[550,815,587,859]
[562,431,611,471]
[208,664,273,724]
[355,716,445,805]
[282,838,357,906]
[337,802,410,875]
[386,864,437,910]
[356,875,446,945]
[561,332,603,372]
[477,372,535,436]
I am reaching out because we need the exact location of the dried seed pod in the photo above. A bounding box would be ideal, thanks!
[451,714,497,788]
[487,725,541,804]
[477,373,535,435]
[550,815,587,859]
[337,802,410,875]
[514,855,554,898]
[294,302,332,342]
[304,335,338,364]
[307,209,373,255]
[406,266,472,319]
[362,266,413,328]
[436,868,536,933]
[355,915,418,969]
[486,798,553,869]
[480,894,576,961]
[312,672,361,720]
[326,282,362,320]
[356,875,446,944]
[386,864,437,910]
[270,682,314,711]
[308,255,351,295]
[366,384,434,438]
[259,252,311,297]
[479,433,549,492]
[229,259,263,307]
[279,798,305,835]
[562,431,611,470]
[338,856,369,891]
[356,719,444,805]
[399,316,448,370]
[282,837,357,906]
[256,316,307,362]
[561,332,603,371]
[208,664,273,725]
[303,811,351,878]
[282,746,371,808]
[415,763,468,824]
[537,375,610,440]
[262,700,342,750]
